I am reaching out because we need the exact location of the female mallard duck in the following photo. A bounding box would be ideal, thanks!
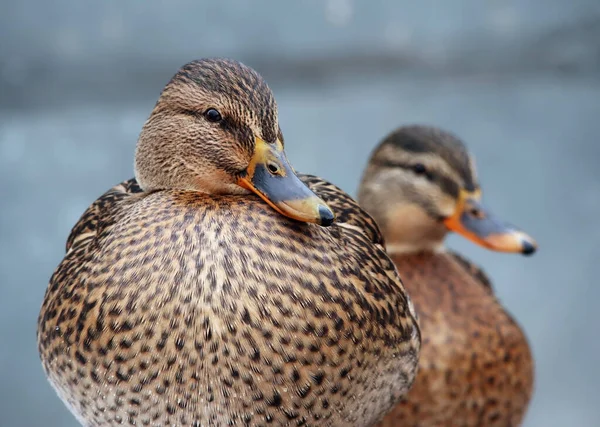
[37,59,420,427]
[358,126,537,427]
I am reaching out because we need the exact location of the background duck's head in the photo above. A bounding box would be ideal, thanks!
[135,58,334,226]
[358,125,537,255]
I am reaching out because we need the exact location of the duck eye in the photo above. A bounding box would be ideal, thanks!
[204,108,222,123]
[412,163,427,175]
[267,162,280,175]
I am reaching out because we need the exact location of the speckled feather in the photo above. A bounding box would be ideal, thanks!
[376,252,533,427]
[38,176,420,427]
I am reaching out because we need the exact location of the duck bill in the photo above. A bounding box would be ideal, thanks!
[443,190,537,255]
[238,137,335,227]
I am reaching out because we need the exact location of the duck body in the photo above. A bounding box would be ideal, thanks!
[377,251,533,427]
[39,58,420,426]
[359,125,537,426]
[38,176,420,427]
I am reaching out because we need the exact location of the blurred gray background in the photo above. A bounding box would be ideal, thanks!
[1,1,599,426]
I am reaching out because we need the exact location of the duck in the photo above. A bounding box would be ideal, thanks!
[357,125,537,427]
[37,58,420,427]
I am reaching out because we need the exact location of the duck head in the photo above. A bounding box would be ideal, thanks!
[358,125,537,255]
[135,58,334,227]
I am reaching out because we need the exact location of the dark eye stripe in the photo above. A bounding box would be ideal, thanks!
[374,159,430,177]
[374,159,460,197]
[412,163,427,175]
[438,175,460,198]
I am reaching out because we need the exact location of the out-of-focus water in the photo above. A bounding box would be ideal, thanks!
[2,1,599,426]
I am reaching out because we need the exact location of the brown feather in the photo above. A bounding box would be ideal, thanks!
[38,59,421,426]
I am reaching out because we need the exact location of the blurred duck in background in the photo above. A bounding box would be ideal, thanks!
[358,125,537,427]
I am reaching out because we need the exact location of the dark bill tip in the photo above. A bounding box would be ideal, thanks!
[318,205,335,227]
[521,240,537,256]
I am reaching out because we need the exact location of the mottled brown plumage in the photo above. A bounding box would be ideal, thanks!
[37,59,420,427]
[358,125,536,427]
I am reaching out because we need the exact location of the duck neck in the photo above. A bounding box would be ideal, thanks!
[380,204,448,256]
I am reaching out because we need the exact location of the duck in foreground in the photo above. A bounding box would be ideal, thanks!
[358,126,537,427]
[37,59,420,427]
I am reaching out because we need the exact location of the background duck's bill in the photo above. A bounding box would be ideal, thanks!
[444,199,537,255]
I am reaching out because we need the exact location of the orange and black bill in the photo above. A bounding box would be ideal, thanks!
[444,190,537,255]
[238,137,335,227]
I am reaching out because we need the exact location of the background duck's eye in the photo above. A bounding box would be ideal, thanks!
[204,108,222,123]
[412,163,427,175]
